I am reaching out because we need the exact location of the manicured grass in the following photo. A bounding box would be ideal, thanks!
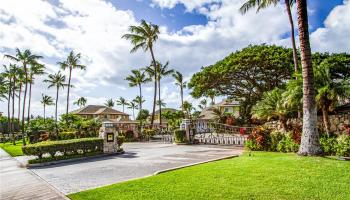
[0,140,24,157]
[69,152,350,200]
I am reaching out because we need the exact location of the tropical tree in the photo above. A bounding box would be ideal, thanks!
[5,48,43,145]
[0,74,7,101]
[58,51,86,115]
[104,98,115,108]
[116,97,128,113]
[122,20,160,126]
[27,62,45,124]
[74,97,87,108]
[198,99,208,110]
[127,101,138,120]
[172,71,186,110]
[182,101,194,119]
[155,61,173,126]
[16,68,25,121]
[2,65,13,136]
[295,0,322,155]
[207,90,216,105]
[211,107,227,124]
[156,99,166,108]
[41,94,54,122]
[126,69,151,112]
[252,88,290,131]
[240,0,299,72]
[44,71,67,124]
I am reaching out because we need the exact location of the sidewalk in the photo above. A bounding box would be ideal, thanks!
[0,148,68,200]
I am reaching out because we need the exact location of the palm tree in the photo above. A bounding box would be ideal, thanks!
[16,68,25,122]
[0,74,7,102]
[133,96,145,110]
[58,51,86,115]
[156,99,166,108]
[41,94,54,122]
[240,0,298,72]
[74,97,87,108]
[116,97,128,113]
[172,71,186,111]
[27,62,45,124]
[156,61,173,126]
[199,99,208,110]
[125,69,151,112]
[182,101,194,119]
[2,65,12,136]
[44,71,67,124]
[9,65,19,136]
[207,90,216,105]
[122,20,160,126]
[104,98,115,108]
[127,101,138,120]
[295,0,322,155]
[5,48,43,145]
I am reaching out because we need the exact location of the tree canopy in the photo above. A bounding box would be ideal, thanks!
[189,44,294,120]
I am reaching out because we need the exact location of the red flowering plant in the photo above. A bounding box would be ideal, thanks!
[245,126,271,151]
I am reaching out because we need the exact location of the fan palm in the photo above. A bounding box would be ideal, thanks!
[240,0,298,72]
[5,48,43,145]
[104,98,115,108]
[116,97,128,113]
[41,94,54,122]
[127,101,138,120]
[27,62,45,124]
[172,71,186,110]
[74,97,87,108]
[155,61,173,126]
[122,20,160,126]
[126,69,151,112]
[44,71,67,124]
[58,51,86,115]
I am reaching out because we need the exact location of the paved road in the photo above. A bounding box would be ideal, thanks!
[0,148,68,200]
[30,142,243,194]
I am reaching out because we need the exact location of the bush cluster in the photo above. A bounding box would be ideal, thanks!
[174,129,186,143]
[22,138,103,161]
[245,126,299,153]
[321,134,350,157]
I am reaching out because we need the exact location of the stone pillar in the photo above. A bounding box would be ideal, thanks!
[99,122,119,153]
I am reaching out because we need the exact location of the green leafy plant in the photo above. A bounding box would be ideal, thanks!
[277,133,299,153]
[245,126,271,151]
[58,131,76,140]
[320,134,337,156]
[174,129,187,144]
[336,134,350,157]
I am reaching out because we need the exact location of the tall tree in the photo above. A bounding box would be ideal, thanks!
[155,61,173,126]
[9,65,19,137]
[207,90,216,105]
[127,101,137,120]
[0,74,7,102]
[16,68,25,122]
[44,71,67,125]
[198,99,208,110]
[296,0,322,155]
[172,71,186,110]
[74,97,87,108]
[240,0,299,72]
[182,101,194,119]
[58,51,86,115]
[104,98,115,108]
[122,20,160,126]
[5,48,43,146]
[41,94,54,122]
[27,62,45,124]
[2,65,12,136]
[116,97,128,113]
[126,69,151,112]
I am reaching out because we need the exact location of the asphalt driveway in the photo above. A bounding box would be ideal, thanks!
[29,142,243,194]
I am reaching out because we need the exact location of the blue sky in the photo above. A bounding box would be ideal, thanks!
[0,0,349,118]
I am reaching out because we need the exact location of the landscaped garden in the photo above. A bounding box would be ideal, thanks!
[68,152,350,200]
[0,140,24,156]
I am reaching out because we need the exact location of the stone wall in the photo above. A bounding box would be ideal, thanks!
[265,113,350,135]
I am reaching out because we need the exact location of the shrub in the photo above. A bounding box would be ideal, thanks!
[336,134,350,157]
[22,138,103,160]
[58,131,76,140]
[117,136,125,151]
[270,131,284,151]
[174,129,187,143]
[277,134,299,153]
[320,134,337,156]
[143,129,156,138]
[245,126,271,151]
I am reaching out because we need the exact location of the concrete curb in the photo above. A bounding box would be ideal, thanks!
[28,151,124,168]
[154,154,239,175]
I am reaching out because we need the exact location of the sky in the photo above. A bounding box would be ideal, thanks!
[0,0,349,119]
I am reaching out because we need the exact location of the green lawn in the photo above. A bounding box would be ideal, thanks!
[69,152,350,200]
[0,140,24,156]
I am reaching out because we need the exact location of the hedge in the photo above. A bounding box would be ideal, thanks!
[22,138,103,160]
[174,129,187,143]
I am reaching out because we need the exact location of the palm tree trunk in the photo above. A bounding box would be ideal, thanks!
[43,104,46,122]
[139,84,142,110]
[7,79,12,136]
[21,65,28,146]
[158,78,162,128]
[55,86,59,134]
[322,105,330,135]
[296,0,322,156]
[149,47,157,127]
[285,0,299,72]
[132,108,135,120]
[66,68,72,115]
[27,79,33,124]
[180,85,184,111]
[11,78,16,139]
[18,83,21,122]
